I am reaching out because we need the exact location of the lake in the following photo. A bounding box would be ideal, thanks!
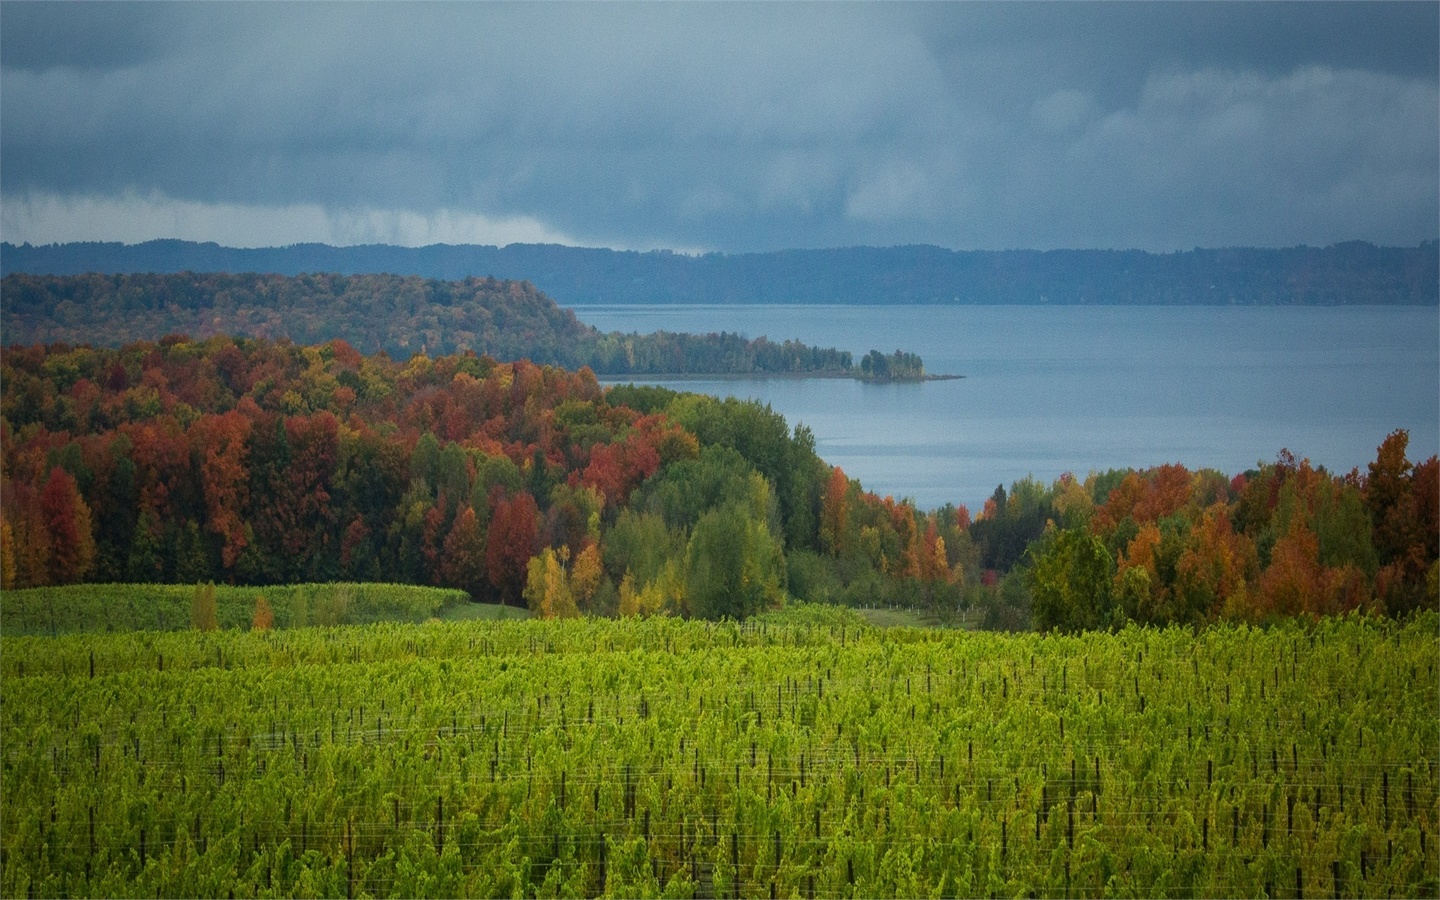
[571,304,1440,512]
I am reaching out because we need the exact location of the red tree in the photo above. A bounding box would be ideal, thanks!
[40,467,95,584]
[486,491,539,604]
[1258,519,1324,619]
[441,505,487,598]
[819,466,850,557]
[580,421,665,511]
[279,412,340,558]
[190,411,252,569]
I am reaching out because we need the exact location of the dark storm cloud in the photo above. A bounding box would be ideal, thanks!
[1,1,182,71]
[2,2,1435,251]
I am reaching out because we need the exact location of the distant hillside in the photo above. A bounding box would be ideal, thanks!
[0,271,877,377]
[4,239,1436,306]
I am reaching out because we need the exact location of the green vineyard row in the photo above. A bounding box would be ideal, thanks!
[3,612,1436,897]
[0,583,472,636]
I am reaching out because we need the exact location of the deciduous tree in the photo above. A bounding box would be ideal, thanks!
[1030,528,1114,632]
[486,491,539,604]
[40,466,95,584]
[190,411,252,569]
[440,505,486,599]
[820,466,850,557]
[524,547,579,618]
[684,502,784,620]
[570,541,604,611]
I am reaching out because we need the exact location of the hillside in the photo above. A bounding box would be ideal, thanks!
[2,336,1434,626]
[3,239,1435,305]
[0,271,869,377]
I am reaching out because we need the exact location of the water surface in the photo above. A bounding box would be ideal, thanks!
[573,304,1440,511]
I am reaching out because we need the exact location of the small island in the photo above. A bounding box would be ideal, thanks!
[856,348,961,383]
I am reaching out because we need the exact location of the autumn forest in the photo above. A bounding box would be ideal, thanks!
[2,331,1435,630]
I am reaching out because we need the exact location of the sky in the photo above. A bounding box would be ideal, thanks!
[2,2,1436,254]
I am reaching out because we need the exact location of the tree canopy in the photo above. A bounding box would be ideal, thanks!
[2,335,1433,626]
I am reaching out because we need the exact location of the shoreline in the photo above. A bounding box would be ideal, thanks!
[597,371,963,384]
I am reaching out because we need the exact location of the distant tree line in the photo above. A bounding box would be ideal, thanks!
[3,238,1434,305]
[0,271,914,378]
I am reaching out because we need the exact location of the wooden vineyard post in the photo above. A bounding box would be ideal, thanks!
[598,831,607,895]
[345,818,354,900]
[732,830,740,899]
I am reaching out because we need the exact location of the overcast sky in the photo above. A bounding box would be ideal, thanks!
[2,2,1436,253]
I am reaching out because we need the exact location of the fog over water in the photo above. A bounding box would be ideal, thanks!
[576,304,1440,511]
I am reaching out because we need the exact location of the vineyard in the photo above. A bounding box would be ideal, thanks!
[0,583,473,636]
[2,611,1436,898]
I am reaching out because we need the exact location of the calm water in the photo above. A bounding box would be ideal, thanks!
[573,304,1440,512]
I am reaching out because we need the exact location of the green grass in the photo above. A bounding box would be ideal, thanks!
[0,582,471,635]
[751,600,870,628]
[436,600,532,622]
[853,606,979,629]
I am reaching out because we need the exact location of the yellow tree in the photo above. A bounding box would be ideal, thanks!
[0,518,15,589]
[524,548,578,618]
[618,571,641,617]
[570,542,604,611]
[1174,502,1259,623]
[637,559,685,616]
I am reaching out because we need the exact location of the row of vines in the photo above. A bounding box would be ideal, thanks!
[3,613,1436,897]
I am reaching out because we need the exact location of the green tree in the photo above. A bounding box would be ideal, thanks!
[684,499,785,621]
[1029,528,1115,632]
[1312,479,1378,576]
[604,509,684,589]
[410,432,441,491]
[126,510,163,582]
[434,441,471,510]
[172,521,211,583]
[639,444,755,530]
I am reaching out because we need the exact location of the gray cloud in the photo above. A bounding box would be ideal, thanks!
[2,2,1435,251]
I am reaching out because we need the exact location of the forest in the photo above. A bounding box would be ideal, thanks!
[4,238,1437,306]
[0,272,916,380]
[2,335,1435,630]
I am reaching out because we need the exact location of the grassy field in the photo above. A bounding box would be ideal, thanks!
[849,606,985,630]
[436,600,532,622]
[2,608,1434,898]
[0,583,472,635]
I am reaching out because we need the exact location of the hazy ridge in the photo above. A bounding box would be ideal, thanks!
[3,239,1435,306]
